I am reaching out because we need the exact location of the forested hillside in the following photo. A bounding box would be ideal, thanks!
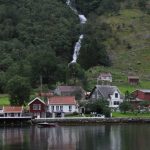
[0,0,149,93]
[0,0,80,92]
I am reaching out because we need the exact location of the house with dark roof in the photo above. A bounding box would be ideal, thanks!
[88,85,124,109]
[28,97,46,118]
[3,106,23,117]
[47,96,78,116]
[54,85,85,100]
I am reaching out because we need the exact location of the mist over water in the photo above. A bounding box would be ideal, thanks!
[66,0,87,63]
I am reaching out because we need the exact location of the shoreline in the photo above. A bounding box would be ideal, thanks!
[31,117,150,125]
[1,117,150,126]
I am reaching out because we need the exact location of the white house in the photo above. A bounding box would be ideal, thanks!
[89,85,124,109]
[97,73,112,83]
[47,96,78,115]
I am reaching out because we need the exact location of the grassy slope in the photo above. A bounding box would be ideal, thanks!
[105,9,150,77]
[0,94,10,106]
[112,112,150,118]
[86,9,150,93]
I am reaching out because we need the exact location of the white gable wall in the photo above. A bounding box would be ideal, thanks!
[101,76,112,82]
[109,90,123,108]
[48,104,78,113]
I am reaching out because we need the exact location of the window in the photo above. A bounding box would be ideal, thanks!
[69,105,72,112]
[56,106,59,111]
[115,93,118,98]
[51,106,54,111]
[114,101,119,105]
[33,104,41,110]
[60,106,63,111]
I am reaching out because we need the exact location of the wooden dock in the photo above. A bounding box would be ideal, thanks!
[0,117,32,126]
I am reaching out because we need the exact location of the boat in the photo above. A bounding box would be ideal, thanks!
[37,122,58,128]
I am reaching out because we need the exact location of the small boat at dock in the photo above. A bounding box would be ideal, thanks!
[37,122,58,128]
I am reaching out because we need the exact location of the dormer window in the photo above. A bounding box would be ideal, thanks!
[115,93,118,98]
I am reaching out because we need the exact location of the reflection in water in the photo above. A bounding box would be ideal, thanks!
[110,125,121,150]
[0,128,23,145]
[0,125,150,150]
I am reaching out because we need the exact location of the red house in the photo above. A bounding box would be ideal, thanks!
[132,89,150,101]
[128,76,139,85]
[28,97,46,118]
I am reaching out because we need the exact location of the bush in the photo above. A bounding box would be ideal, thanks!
[84,99,111,117]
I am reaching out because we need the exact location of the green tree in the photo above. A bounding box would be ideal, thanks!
[79,22,112,69]
[85,99,110,117]
[7,75,31,105]
[0,71,6,93]
[67,63,86,85]
[0,0,78,89]
[76,0,120,15]
[125,90,130,101]
[119,101,132,113]
[139,101,150,112]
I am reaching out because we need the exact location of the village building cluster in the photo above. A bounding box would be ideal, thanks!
[0,72,149,118]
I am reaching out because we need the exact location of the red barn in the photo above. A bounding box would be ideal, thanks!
[132,89,150,101]
[28,97,46,118]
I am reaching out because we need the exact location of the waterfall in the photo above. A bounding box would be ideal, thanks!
[66,0,87,63]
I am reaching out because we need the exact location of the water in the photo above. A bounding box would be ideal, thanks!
[66,0,87,63]
[0,124,150,150]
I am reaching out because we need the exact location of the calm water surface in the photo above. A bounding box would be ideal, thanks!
[0,124,150,150]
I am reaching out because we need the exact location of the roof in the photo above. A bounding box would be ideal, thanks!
[137,89,150,93]
[96,85,118,99]
[3,106,23,113]
[90,85,123,99]
[99,72,112,77]
[28,97,45,106]
[57,86,83,92]
[128,76,139,79]
[48,96,77,105]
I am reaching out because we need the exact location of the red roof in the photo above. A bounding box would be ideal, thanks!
[48,96,77,105]
[3,106,23,113]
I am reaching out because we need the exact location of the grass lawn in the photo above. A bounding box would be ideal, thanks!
[0,94,10,106]
[118,80,150,94]
[112,112,150,118]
